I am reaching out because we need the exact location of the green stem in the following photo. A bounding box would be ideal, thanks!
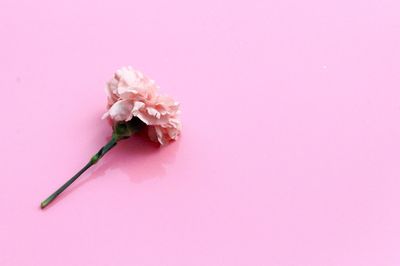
[40,135,118,209]
[40,118,145,209]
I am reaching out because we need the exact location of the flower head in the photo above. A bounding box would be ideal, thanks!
[102,66,181,145]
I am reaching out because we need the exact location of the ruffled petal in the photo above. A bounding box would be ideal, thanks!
[108,100,134,121]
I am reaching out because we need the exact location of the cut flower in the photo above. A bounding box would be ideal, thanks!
[40,67,181,209]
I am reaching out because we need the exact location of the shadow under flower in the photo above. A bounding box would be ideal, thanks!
[41,129,180,210]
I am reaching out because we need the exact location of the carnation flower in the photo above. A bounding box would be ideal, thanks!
[102,66,182,145]
[40,67,181,209]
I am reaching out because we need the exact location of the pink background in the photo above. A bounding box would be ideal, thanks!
[1,0,400,265]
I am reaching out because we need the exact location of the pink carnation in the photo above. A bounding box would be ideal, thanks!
[102,66,181,145]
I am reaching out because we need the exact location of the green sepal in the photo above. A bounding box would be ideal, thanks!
[113,117,146,140]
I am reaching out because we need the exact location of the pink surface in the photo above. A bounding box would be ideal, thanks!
[1,0,400,265]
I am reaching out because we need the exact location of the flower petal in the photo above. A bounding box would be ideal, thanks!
[108,100,133,121]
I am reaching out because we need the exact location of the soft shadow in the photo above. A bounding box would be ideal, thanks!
[93,130,180,183]
[41,129,180,210]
